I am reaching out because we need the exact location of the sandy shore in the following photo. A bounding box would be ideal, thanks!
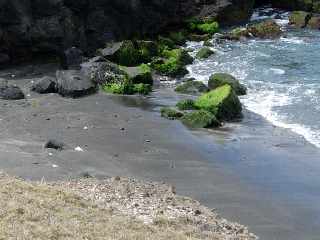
[1,63,320,239]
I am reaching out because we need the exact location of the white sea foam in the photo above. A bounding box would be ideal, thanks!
[269,68,286,75]
[242,89,320,148]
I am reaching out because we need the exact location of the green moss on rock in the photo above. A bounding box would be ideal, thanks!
[194,85,242,121]
[151,49,193,77]
[160,107,184,120]
[189,18,219,35]
[196,47,215,59]
[120,64,153,85]
[175,80,208,95]
[133,83,152,95]
[176,99,196,110]
[208,73,247,96]
[181,110,220,128]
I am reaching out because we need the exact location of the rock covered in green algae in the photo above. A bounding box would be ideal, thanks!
[247,20,282,39]
[176,99,196,111]
[289,11,312,28]
[194,85,242,121]
[181,110,220,128]
[208,73,247,96]
[226,27,250,40]
[151,49,194,77]
[98,40,157,67]
[160,107,184,120]
[175,80,208,95]
[120,64,153,85]
[196,47,215,59]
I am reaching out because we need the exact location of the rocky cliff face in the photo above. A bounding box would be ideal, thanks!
[0,0,254,64]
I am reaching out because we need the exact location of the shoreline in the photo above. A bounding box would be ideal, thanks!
[0,61,320,239]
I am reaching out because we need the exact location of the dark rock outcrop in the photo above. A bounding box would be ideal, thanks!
[0,79,25,100]
[0,0,255,64]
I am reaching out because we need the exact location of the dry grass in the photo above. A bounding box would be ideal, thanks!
[0,174,256,240]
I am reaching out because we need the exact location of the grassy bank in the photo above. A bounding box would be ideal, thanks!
[0,173,256,240]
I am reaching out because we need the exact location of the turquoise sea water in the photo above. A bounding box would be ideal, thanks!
[187,8,320,148]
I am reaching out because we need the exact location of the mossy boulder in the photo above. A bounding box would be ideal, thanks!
[208,73,247,96]
[121,64,153,85]
[160,107,184,120]
[176,99,196,110]
[151,49,193,77]
[227,27,250,40]
[194,85,242,121]
[247,20,282,38]
[196,47,215,59]
[175,80,208,95]
[181,110,220,128]
[133,83,152,95]
[289,11,312,28]
[168,31,188,46]
[98,40,157,67]
[188,18,220,35]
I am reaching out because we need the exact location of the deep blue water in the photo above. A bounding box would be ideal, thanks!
[187,8,320,148]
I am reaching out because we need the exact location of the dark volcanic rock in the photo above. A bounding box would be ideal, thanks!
[45,139,65,151]
[55,70,97,98]
[0,79,25,100]
[61,47,85,70]
[0,0,255,63]
[31,76,57,94]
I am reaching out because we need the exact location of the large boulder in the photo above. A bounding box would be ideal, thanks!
[208,73,247,96]
[31,76,57,94]
[247,20,282,39]
[120,64,153,85]
[196,47,215,59]
[60,47,84,70]
[55,70,97,98]
[0,80,25,100]
[289,11,312,28]
[194,84,242,121]
[307,14,320,29]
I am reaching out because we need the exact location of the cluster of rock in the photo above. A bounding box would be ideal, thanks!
[161,73,246,129]
[0,0,256,66]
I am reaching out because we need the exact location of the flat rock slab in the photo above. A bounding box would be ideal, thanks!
[55,70,97,98]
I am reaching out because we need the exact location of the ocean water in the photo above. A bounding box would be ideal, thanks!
[186,8,320,148]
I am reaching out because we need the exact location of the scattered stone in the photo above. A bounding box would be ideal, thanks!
[0,79,25,100]
[55,70,97,98]
[208,73,247,95]
[31,76,57,94]
[45,139,65,151]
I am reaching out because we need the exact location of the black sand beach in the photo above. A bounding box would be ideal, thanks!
[1,64,320,240]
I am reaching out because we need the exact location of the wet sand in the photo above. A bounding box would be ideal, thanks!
[1,64,320,240]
